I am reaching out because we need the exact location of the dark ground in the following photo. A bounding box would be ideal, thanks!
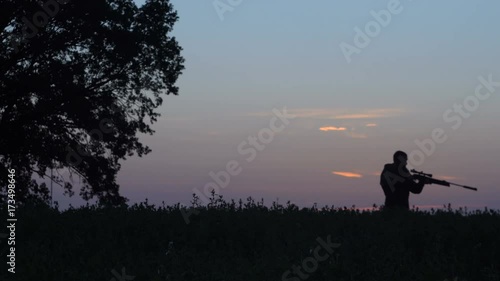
[3,197,500,281]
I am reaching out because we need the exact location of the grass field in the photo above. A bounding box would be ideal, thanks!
[3,194,500,281]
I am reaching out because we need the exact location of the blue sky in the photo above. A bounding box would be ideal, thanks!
[54,0,500,210]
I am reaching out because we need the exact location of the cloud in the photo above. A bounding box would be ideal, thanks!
[346,132,368,139]
[247,108,405,120]
[297,108,402,119]
[333,109,402,120]
[319,126,368,138]
[319,126,347,131]
[332,171,363,178]
[435,175,459,181]
[365,123,378,127]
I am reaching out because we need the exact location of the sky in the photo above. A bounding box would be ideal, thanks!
[54,0,500,210]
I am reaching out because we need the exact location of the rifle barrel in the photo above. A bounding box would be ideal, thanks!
[429,178,450,187]
[411,170,479,191]
[449,183,478,191]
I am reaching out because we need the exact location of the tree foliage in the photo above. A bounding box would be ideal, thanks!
[0,0,185,205]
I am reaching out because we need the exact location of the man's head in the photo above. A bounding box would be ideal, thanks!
[393,151,408,166]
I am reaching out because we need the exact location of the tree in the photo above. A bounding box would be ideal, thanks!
[0,0,185,205]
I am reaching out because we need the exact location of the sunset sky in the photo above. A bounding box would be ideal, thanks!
[55,0,500,210]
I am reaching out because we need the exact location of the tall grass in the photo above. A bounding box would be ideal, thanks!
[4,192,500,281]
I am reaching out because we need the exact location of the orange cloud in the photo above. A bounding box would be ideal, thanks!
[319,126,347,131]
[332,171,363,178]
[366,123,378,127]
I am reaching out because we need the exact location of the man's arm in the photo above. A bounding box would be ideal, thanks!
[407,177,426,194]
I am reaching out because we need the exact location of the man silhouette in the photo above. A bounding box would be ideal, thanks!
[380,151,430,210]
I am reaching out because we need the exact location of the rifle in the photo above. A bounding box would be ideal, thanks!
[410,169,478,191]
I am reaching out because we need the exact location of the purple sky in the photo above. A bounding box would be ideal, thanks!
[50,0,500,210]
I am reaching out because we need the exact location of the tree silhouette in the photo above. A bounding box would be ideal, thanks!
[0,0,185,205]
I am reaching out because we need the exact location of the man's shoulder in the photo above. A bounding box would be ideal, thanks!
[382,163,404,177]
[383,163,395,170]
